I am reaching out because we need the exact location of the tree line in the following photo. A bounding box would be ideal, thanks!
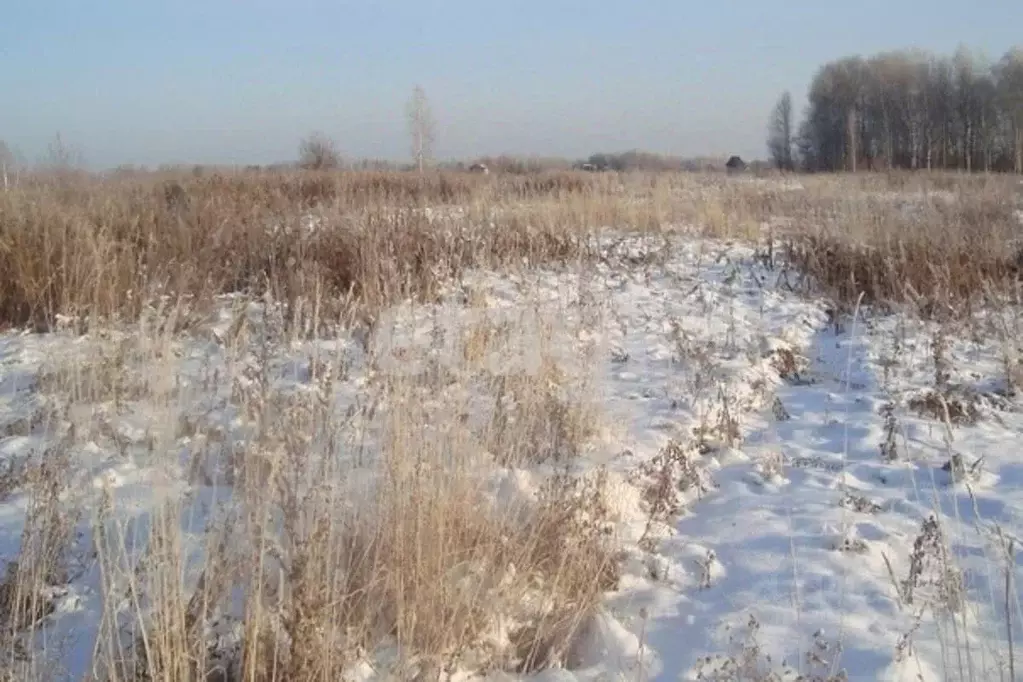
[768,46,1023,173]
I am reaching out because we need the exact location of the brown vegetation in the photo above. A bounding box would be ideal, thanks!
[2,169,1021,333]
[778,175,1022,315]
[0,169,613,331]
[0,166,1021,680]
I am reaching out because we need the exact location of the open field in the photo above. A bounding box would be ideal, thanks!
[0,170,1022,681]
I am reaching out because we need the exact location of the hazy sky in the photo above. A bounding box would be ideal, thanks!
[2,0,1021,169]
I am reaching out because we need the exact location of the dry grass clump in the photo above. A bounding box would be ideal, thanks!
[769,347,808,385]
[652,170,1022,318]
[692,614,848,681]
[780,179,1022,316]
[35,339,154,406]
[906,389,982,426]
[0,442,80,682]
[482,358,600,466]
[0,293,617,681]
[90,383,615,681]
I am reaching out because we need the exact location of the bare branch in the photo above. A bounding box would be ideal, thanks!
[298,132,342,170]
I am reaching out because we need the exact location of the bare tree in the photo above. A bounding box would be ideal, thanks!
[298,132,341,170]
[798,46,1023,173]
[952,46,981,171]
[42,132,85,172]
[406,85,435,174]
[996,48,1023,173]
[0,140,13,191]
[767,91,795,171]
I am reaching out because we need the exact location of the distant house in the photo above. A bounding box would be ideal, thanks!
[725,156,748,174]
[468,163,489,175]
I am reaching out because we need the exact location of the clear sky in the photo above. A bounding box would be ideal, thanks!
[2,0,1021,169]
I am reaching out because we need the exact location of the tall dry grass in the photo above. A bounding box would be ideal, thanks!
[1,167,1022,680]
[0,264,619,681]
[776,175,1023,317]
[0,169,652,331]
[6,167,1017,330]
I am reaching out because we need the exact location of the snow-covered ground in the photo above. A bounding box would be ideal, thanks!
[604,307,1023,682]
[0,232,1020,681]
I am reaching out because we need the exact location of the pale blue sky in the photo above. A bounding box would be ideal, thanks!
[2,1,1020,169]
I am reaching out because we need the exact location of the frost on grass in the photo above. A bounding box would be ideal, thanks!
[1,174,1023,682]
[78,295,622,680]
[0,227,824,680]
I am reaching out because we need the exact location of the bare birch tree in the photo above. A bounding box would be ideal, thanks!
[406,85,435,173]
[767,91,795,171]
[0,140,13,191]
[996,48,1023,173]
[43,132,84,172]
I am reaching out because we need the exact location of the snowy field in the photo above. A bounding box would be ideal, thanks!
[0,229,1021,681]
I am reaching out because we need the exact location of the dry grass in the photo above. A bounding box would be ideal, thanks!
[0,442,80,681]
[93,344,614,680]
[0,169,671,331]
[0,273,618,680]
[7,167,1017,329]
[776,175,1023,316]
[1,167,1021,680]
